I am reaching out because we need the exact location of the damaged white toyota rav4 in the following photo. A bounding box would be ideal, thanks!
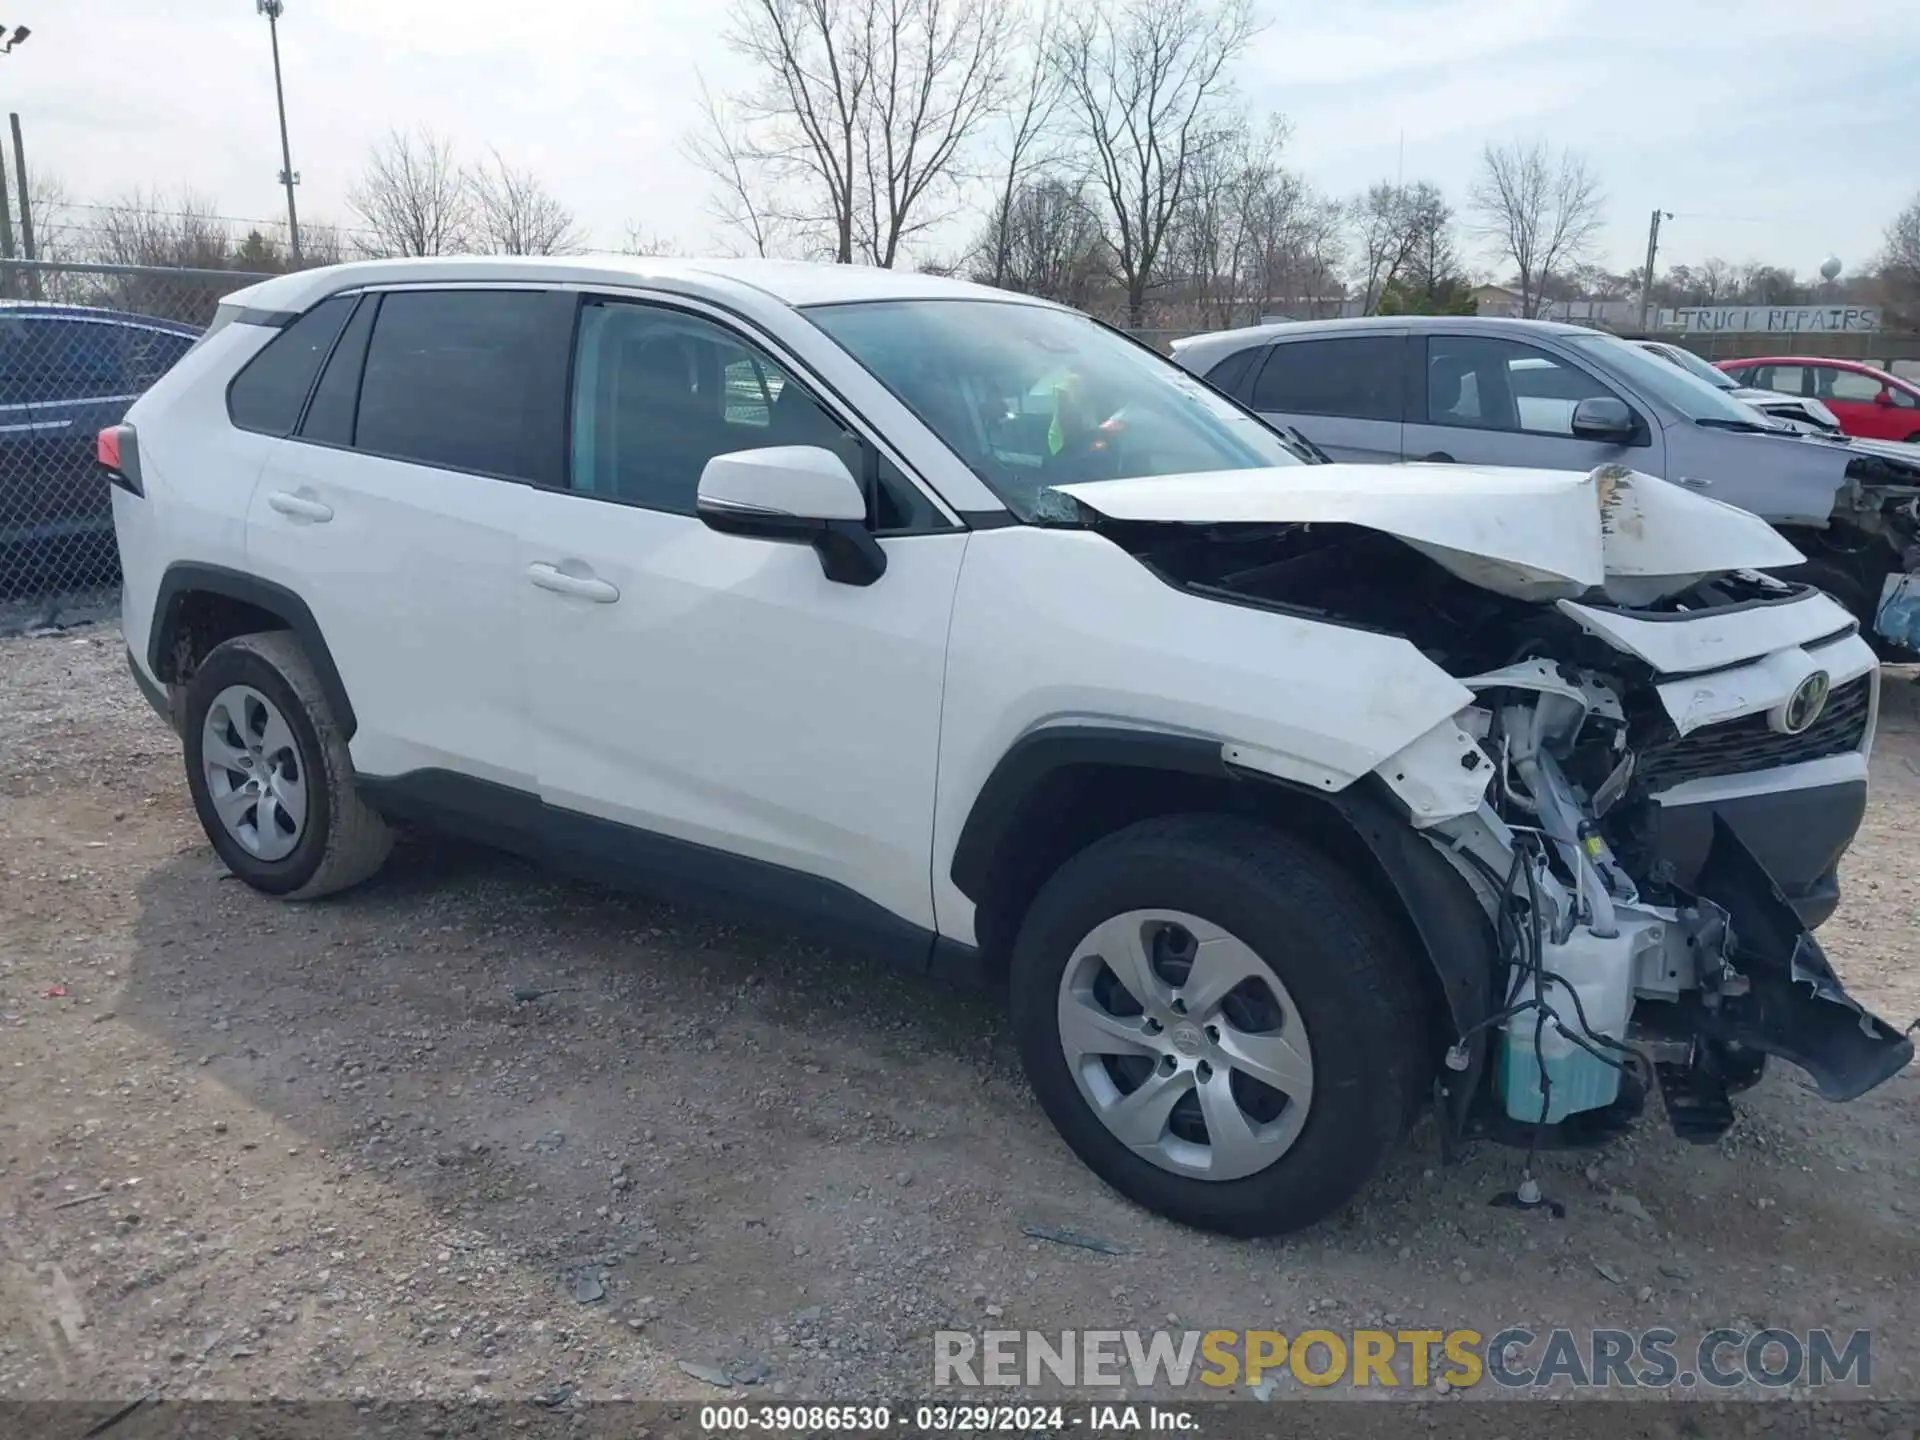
[106,257,1911,1236]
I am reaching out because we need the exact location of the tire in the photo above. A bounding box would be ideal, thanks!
[181,630,392,899]
[1008,814,1429,1237]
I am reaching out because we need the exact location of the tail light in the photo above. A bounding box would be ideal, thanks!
[97,423,142,496]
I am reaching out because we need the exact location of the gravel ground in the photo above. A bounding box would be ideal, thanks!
[1,623,1916,1409]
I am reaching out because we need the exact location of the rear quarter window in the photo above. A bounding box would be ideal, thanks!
[1200,346,1259,400]
[226,295,357,436]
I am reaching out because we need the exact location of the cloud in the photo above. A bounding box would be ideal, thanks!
[7,0,1916,275]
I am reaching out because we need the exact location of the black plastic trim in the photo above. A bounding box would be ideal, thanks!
[950,726,1233,902]
[230,305,297,329]
[125,646,175,732]
[148,563,358,740]
[697,503,888,585]
[357,768,942,974]
[956,508,1019,530]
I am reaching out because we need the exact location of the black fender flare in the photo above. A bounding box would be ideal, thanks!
[149,562,358,740]
[950,725,1496,1042]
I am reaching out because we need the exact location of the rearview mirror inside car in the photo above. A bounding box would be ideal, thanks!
[1571,396,1638,441]
[696,446,886,587]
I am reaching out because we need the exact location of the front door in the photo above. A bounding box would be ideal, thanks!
[1811,364,1918,442]
[517,294,966,952]
[1402,333,1663,474]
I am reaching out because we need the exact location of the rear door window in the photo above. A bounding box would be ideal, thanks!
[299,295,377,447]
[1249,337,1402,421]
[352,289,571,486]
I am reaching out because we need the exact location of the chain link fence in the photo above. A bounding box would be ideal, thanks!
[0,259,270,635]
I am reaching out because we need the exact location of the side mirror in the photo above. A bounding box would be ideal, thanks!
[1571,395,1638,442]
[696,445,886,587]
[1874,390,1896,407]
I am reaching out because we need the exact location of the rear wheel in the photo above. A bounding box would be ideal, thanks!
[1009,815,1429,1236]
[181,631,392,898]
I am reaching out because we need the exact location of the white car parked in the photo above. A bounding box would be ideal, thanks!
[103,257,1912,1236]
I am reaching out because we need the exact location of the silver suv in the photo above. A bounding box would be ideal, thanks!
[1172,316,1920,629]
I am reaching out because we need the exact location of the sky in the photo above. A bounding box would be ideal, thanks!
[7,0,1918,283]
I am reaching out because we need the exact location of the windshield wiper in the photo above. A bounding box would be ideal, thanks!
[1693,416,1775,434]
[1285,426,1331,464]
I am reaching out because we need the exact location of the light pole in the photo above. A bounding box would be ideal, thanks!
[1637,208,1672,334]
[256,0,302,263]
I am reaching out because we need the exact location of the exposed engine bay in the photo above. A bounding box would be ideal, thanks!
[1102,509,1915,1151]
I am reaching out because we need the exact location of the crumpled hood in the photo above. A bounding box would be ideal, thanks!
[1057,462,1806,603]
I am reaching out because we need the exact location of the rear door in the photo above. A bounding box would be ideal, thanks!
[1243,333,1407,461]
[244,286,571,797]
[1403,332,1661,474]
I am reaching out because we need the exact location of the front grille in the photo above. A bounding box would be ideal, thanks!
[1635,674,1870,792]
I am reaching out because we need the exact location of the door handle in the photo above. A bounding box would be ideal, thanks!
[1417,452,1454,463]
[1678,475,1713,490]
[526,562,620,603]
[267,490,334,522]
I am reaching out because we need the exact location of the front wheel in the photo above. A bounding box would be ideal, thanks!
[1009,815,1430,1237]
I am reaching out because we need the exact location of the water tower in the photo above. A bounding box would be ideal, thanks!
[1820,256,1843,283]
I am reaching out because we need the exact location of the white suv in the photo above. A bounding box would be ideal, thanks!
[104,257,1911,1236]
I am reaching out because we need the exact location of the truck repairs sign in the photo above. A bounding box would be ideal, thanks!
[1657,305,1882,334]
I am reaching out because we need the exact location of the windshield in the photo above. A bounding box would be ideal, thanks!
[804,299,1306,521]
[1569,333,1766,426]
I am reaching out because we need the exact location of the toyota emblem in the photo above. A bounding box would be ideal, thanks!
[1779,671,1831,735]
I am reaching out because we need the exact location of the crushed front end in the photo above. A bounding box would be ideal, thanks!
[1076,460,1912,1150]
[1368,573,1912,1148]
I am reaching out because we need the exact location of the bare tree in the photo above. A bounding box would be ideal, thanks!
[696,0,1014,267]
[1887,193,1920,285]
[1163,114,1303,327]
[971,172,1109,306]
[470,149,582,256]
[619,224,680,256]
[1056,0,1258,326]
[295,220,349,269]
[1350,181,1437,315]
[88,189,235,270]
[686,81,794,258]
[981,5,1064,287]
[1882,192,1920,323]
[1468,140,1604,319]
[348,127,473,258]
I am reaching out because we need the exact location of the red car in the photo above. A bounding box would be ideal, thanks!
[1717,356,1920,443]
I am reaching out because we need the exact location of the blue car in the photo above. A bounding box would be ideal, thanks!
[0,301,201,591]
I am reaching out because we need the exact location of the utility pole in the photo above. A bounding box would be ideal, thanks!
[257,0,302,264]
[10,114,35,298]
[0,23,27,299]
[1637,208,1672,334]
